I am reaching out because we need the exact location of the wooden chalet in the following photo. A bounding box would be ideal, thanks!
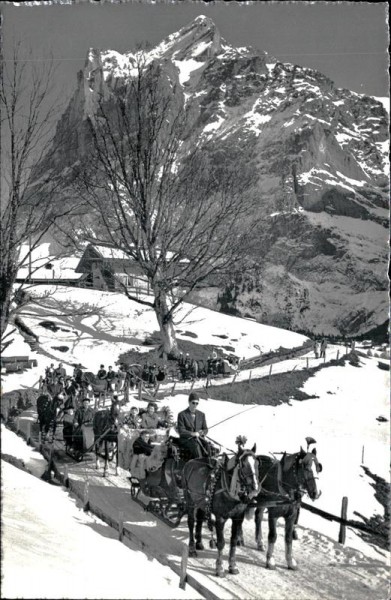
[75,244,151,296]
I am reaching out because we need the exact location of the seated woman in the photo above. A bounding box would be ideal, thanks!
[131,430,153,479]
[140,402,165,429]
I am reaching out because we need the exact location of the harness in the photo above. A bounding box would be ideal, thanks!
[204,452,257,529]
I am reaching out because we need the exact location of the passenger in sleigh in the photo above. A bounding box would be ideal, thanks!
[140,402,166,430]
[123,406,141,429]
[131,430,153,479]
[63,407,74,446]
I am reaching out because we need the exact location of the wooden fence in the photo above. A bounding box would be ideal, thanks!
[301,499,385,544]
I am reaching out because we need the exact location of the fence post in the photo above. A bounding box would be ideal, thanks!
[361,445,365,464]
[179,545,188,590]
[336,350,340,360]
[84,481,90,512]
[206,375,211,389]
[231,373,238,386]
[248,370,252,384]
[118,510,124,542]
[269,364,273,381]
[138,380,142,401]
[154,382,161,397]
[338,496,348,544]
[190,380,195,391]
[171,381,176,395]
[306,357,309,369]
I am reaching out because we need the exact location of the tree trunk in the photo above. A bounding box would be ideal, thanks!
[0,274,14,344]
[153,288,179,358]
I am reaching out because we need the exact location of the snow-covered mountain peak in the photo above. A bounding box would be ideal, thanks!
[37,17,389,338]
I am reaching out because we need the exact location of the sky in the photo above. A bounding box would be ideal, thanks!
[2,1,389,99]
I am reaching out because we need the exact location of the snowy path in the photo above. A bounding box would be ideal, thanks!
[3,439,388,600]
[1,459,201,600]
[5,420,388,600]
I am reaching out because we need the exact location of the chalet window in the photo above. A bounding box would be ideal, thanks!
[117,274,134,288]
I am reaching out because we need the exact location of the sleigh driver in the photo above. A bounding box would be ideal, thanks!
[177,392,213,459]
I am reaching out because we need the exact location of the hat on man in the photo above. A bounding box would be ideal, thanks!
[188,391,199,403]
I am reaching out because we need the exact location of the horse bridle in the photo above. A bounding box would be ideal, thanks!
[236,451,259,501]
[292,453,319,498]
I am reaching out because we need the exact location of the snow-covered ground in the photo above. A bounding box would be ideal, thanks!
[1,460,201,600]
[2,283,389,594]
[2,285,308,393]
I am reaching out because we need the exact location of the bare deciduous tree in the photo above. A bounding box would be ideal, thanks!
[0,45,79,348]
[75,53,259,356]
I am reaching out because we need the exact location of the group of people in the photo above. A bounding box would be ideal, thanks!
[313,339,328,359]
[41,359,212,469]
[131,392,210,471]
[177,351,240,381]
[141,363,166,387]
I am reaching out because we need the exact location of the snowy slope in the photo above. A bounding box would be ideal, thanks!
[2,285,307,389]
[1,460,200,600]
[2,284,389,565]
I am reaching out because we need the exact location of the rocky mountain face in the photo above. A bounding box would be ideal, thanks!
[45,15,389,337]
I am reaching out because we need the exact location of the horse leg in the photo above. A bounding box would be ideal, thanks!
[215,517,226,577]
[114,440,118,476]
[103,440,108,477]
[95,440,101,470]
[255,507,265,551]
[284,511,298,570]
[187,506,197,558]
[266,513,277,569]
[229,516,244,574]
[292,506,300,540]
[195,508,204,550]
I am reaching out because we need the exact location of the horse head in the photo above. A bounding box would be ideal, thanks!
[235,446,259,501]
[296,449,322,500]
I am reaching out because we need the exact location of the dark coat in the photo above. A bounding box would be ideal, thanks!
[133,437,153,456]
[97,369,107,380]
[55,367,67,379]
[73,406,94,428]
[177,407,208,439]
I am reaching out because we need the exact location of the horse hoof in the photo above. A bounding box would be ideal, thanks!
[215,570,225,578]
[209,540,216,549]
[288,559,298,570]
[236,540,245,547]
[196,542,204,551]
[266,562,276,570]
[292,530,299,540]
[188,549,197,558]
[229,567,239,575]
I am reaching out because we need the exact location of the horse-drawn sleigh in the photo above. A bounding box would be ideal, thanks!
[36,390,322,577]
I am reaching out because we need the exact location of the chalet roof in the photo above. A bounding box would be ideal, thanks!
[17,244,82,280]
[75,243,144,276]
[93,245,131,260]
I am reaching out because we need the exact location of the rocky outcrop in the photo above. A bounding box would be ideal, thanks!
[38,15,389,337]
